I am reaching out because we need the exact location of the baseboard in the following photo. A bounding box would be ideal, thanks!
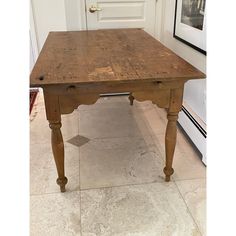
[178,104,207,165]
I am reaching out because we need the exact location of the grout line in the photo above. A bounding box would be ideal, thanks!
[174,177,206,182]
[30,180,169,197]
[79,179,169,192]
[174,177,206,183]
[30,180,167,197]
[78,115,83,236]
[78,176,205,194]
[79,134,156,144]
[67,135,157,147]
[173,180,203,236]
[29,177,206,197]
[30,189,80,197]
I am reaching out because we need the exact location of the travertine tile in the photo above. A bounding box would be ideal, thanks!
[79,136,164,189]
[152,133,206,180]
[30,104,49,142]
[81,182,201,236]
[176,179,206,236]
[79,107,150,139]
[30,142,80,195]
[133,102,168,135]
[30,94,205,236]
[176,129,203,156]
[30,161,80,195]
[67,135,90,147]
[133,99,159,111]
[30,107,79,144]
[30,191,81,236]
[78,95,130,111]
[172,151,206,181]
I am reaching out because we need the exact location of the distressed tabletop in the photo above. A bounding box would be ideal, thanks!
[30,28,205,87]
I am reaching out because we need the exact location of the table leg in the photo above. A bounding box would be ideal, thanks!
[164,112,178,181]
[128,93,134,105]
[43,90,68,192]
[163,86,183,182]
[49,121,68,192]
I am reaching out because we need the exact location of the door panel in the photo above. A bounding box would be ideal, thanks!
[98,2,145,21]
[86,0,156,36]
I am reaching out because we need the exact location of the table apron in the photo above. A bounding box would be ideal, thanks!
[43,80,185,115]
[42,80,185,95]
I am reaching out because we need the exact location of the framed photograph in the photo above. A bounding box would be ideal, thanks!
[173,0,206,55]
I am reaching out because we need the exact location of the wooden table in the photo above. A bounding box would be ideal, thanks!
[30,29,205,192]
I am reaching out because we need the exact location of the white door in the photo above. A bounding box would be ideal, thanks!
[86,0,156,36]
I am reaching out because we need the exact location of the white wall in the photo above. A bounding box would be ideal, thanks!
[159,0,206,162]
[31,0,86,52]
[30,2,38,71]
[160,0,206,123]
[154,0,164,40]
[31,0,67,51]
[30,35,35,72]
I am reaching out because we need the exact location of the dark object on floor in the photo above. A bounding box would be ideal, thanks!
[30,89,38,114]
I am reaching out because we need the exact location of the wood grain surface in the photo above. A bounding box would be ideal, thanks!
[30,29,205,87]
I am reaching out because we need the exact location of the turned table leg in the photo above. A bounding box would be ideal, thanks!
[164,112,178,181]
[49,121,68,192]
[129,93,134,106]
[44,90,68,192]
[163,86,183,182]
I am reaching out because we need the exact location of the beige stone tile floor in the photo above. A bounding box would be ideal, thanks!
[30,91,206,236]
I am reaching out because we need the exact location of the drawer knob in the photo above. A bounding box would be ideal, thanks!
[67,85,76,92]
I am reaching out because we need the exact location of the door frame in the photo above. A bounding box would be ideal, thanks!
[64,0,87,30]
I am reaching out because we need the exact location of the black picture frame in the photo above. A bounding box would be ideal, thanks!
[173,0,206,55]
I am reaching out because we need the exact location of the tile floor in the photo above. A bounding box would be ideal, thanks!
[30,91,206,236]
